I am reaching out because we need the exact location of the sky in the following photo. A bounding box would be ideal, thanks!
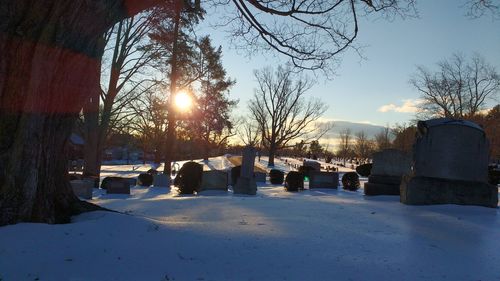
[198,0,500,127]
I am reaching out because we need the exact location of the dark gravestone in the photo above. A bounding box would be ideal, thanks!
[356,163,372,177]
[106,178,130,194]
[126,177,137,187]
[254,172,266,183]
[342,172,360,191]
[70,180,93,199]
[400,118,498,208]
[233,146,257,195]
[200,170,228,191]
[309,171,339,189]
[101,177,133,189]
[364,149,411,196]
[174,161,203,194]
[269,169,284,184]
[153,174,170,187]
[147,168,158,175]
[298,165,317,180]
[303,160,321,171]
[138,173,153,187]
[285,171,304,191]
[83,175,100,188]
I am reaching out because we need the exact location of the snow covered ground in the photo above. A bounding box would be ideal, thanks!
[1,156,499,281]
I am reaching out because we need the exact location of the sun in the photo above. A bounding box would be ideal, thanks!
[174,91,192,111]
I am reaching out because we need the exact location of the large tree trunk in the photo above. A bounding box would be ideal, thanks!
[83,95,102,178]
[162,1,183,176]
[0,0,159,226]
[268,142,276,167]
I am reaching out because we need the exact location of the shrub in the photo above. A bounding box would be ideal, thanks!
[138,173,153,186]
[231,165,242,185]
[269,169,284,184]
[356,163,372,177]
[342,172,360,191]
[285,171,304,191]
[174,161,203,194]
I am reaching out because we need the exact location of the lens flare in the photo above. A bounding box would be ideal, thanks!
[174,91,192,111]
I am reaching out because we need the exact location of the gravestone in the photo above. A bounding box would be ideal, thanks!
[303,160,321,171]
[125,177,137,187]
[269,169,284,184]
[233,146,257,195]
[153,174,170,187]
[200,170,228,191]
[254,172,266,183]
[285,171,304,191]
[83,175,100,188]
[309,171,339,189]
[364,149,411,196]
[342,172,360,191]
[106,178,131,194]
[174,161,203,194]
[298,165,317,180]
[138,173,153,186]
[70,180,93,199]
[400,118,498,208]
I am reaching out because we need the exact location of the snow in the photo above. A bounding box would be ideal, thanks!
[1,156,499,281]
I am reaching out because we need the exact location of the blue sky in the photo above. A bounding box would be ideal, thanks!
[200,0,500,127]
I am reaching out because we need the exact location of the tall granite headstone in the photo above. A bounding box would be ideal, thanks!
[364,149,411,195]
[233,146,257,195]
[400,118,498,208]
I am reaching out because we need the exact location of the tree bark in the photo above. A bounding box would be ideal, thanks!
[162,1,183,175]
[82,95,102,178]
[0,0,157,225]
[268,142,276,167]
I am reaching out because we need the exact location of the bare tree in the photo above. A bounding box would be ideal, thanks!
[82,12,160,177]
[469,104,500,159]
[464,0,500,18]
[391,123,417,153]
[249,65,329,166]
[237,117,262,147]
[354,131,374,160]
[216,0,417,75]
[410,53,500,119]
[374,126,392,152]
[127,88,169,163]
[337,128,353,164]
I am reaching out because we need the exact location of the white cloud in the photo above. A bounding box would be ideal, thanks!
[378,99,422,113]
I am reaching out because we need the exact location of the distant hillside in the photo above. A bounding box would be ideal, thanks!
[319,121,388,150]
[324,121,387,139]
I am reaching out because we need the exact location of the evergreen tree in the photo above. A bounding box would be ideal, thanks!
[188,36,237,160]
